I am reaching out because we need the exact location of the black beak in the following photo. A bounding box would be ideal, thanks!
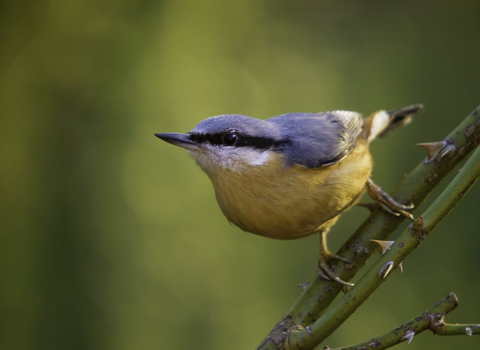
[154,133,198,150]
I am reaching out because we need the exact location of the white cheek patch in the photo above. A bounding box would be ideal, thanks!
[247,150,270,166]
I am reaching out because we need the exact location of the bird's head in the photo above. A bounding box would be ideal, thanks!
[155,115,286,175]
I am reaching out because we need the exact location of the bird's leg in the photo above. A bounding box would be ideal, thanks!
[317,230,354,287]
[366,179,414,221]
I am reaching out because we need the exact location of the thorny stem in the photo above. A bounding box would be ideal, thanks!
[257,105,480,350]
[326,293,479,350]
[286,119,480,349]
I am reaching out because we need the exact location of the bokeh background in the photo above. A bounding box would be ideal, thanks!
[1,1,480,349]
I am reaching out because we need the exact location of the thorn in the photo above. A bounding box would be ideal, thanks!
[403,331,415,345]
[323,346,331,350]
[378,261,394,279]
[416,141,446,163]
[454,168,462,174]
[398,261,404,273]
[357,202,377,212]
[371,239,395,255]
[297,282,310,290]
[306,326,313,335]
[342,285,349,294]
[466,327,473,336]
[437,144,456,162]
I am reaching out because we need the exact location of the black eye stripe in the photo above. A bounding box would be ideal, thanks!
[189,132,288,150]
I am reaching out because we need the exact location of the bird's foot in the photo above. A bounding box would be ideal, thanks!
[366,179,414,221]
[316,251,354,287]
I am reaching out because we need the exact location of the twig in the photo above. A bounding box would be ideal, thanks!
[326,293,479,350]
[434,324,480,336]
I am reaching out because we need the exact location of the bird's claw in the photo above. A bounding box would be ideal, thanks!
[317,252,354,287]
[366,179,414,221]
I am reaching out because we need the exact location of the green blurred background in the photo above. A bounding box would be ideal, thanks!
[1,1,480,349]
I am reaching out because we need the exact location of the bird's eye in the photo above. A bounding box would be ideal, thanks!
[222,133,238,146]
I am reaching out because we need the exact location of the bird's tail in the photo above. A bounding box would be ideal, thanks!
[361,104,423,143]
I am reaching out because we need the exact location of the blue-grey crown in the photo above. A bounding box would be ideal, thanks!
[189,114,286,150]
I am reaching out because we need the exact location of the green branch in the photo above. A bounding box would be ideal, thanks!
[286,120,480,349]
[435,324,480,336]
[326,293,479,350]
[257,105,480,350]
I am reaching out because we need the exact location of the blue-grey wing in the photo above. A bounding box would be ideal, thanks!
[267,111,363,168]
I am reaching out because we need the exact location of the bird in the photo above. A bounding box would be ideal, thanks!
[155,104,422,286]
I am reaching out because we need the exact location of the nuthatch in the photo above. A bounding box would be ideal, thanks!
[156,104,422,286]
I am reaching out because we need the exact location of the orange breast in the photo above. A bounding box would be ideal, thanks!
[211,138,373,240]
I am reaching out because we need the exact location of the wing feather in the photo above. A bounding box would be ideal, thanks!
[267,111,363,168]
